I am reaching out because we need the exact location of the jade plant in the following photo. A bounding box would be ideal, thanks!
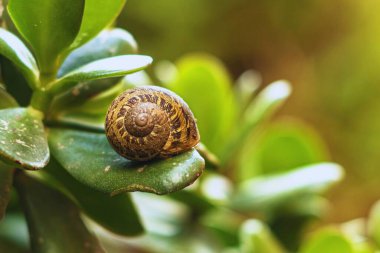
[0,0,205,252]
[1,1,371,253]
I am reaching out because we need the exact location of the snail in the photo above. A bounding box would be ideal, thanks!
[105,86,200,161]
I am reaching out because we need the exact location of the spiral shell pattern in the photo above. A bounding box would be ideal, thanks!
[105,86,200,161]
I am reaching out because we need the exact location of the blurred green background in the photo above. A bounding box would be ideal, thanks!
[116,0,380,222]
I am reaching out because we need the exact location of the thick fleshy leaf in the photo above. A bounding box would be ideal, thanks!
[0,163,13,221]
[0,87,18,108]
[14,172,105,253]
[167,54,237,156]
[221,80,291,165]
[239,219,285,253]
[48,128,205,195]
[238,118,329,180]
[44,158,144,236]
[230,163,344,212]
[69,0,126,50]
[49,55,153,94]
[49,74,153,132]
[299,229,353,253]
[234,70,261,114]
[0,108,49,170]
[7,0,84,73]
[59,28,138,77]
[0,28,39,88]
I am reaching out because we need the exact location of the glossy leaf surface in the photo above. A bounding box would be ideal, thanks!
[49,128,205,195]
[239,219,285,253]
[238,118,329,180]
[231,163,344,212]
[69,0,126,49]
[167,54,237,156]
[14,173,105,253]
[59,28,138,77]
[222,80,291,165]
[7,0,84,72]
[0,28,39,88]
[50,55,152,94]
[44,158,144,236]
[0,108,49,170]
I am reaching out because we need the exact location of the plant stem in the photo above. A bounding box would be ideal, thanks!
[30,90,53,116]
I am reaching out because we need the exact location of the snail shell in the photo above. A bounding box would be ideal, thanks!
[105,86,200,161]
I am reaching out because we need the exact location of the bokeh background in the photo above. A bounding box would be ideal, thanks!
[116,0,380,222]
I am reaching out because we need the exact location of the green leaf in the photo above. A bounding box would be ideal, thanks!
[69,0,126,50]
[0,87,18,109]
[48,128,205,195]
[167,54,237,156]
[300,228,353,253]
[0,108,49,170]
[44,158,144,236]
[0,213,29,250]
[239,219,285,253]
[7,0,84,73]
[49,55,153,95]
[59,28,138,77]
[234,69,261,114]
[0,57,32,106]
[50,28,138,116]
[0,164,13,221]
[0,28,39,89]
[14,172,105,253]
[368,200,380,247]
[230,163,344,212]
[238,118,329,180]
[221,80,292,165]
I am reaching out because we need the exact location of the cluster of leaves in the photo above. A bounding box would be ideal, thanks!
[0,0,205,252]
[0,1,378,253]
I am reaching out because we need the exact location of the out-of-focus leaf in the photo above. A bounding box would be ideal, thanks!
[48,128,205,195]
[59,28,138,77]
[0,86,18,108]
[0,57,32,106]
[200,173,233,205]
[239,219,285,253]
[340,219,375,253]
[230,163,344,212]
[69,0,126,50]
[167,54,237,156]
[368,200,380,247]
[221,80,291,165]
[201,209,243,247]
[44,158,144,236]
[234,69,261,113]
[169,189,214,217]
[0,28,39,89]
[299,228,353,253]
[49,55,153,94]
[7,0,84,73]
[0,108,49,170]
[238,118,329,180]
[0,213,29,251]
[131,192,189,236]
[0,163,13,220]
[14,172,105,253]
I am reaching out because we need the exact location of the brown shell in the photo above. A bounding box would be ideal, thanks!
[105,86,200,161]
